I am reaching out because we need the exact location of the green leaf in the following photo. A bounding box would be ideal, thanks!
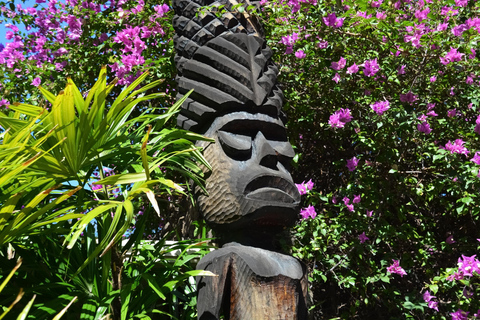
[142,274,167,300]
[16,295,35,320]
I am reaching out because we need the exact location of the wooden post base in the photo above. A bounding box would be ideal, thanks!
[196,242,308,320]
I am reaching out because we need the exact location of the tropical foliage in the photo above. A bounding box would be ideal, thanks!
[0,68,213,319]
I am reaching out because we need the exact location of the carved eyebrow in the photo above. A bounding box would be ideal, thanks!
[219,119,287,141]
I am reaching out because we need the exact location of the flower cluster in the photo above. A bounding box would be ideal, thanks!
[387,259,407,277]
[323,13,344,28]
[0,0,172,90]
[370,100,390,115]
[329,108,352,128]
[423,290,439,312]
[358,232,369,243]
[444,139,469,156]
[300,205,317,219]
[475,115,480,135]
[296,179,314,195]
[346,156,359,172]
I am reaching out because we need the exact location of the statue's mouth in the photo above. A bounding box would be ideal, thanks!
[244,176,299,203]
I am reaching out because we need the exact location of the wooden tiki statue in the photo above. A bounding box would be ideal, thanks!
[172,0,309,318]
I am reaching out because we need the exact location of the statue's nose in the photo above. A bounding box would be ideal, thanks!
[254,131,278,170]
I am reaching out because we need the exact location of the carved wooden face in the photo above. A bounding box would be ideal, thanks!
[196,112,301,232]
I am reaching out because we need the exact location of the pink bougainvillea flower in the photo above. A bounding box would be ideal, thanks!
[415,7,430,22]
[457,254,480,276]
[329,108,352,128]
[353,195,361,203]
[418,114,428,122]
[397,65,406,75]
[366,210,373,217]
[441,6,459,16]
[445,139,469,155]
[318,39,328,48]
[296,183,307,195]
[475,115,480,135]
[346,204,354,212]
[347,63,359,74]
[446,235,455,244]
[422,290,439,311]
[332,73,341,83]
[346,156,359,171]
[455,0,468,7]
[328,112,342,128]
[0,99,10,107]
[305,179,314,190]
[295,50,306,59]
[427,300,438,312]
[376,11,386,20]
[300,205,317,219]
[343,197,350,205]
[400,91,417,103]
[323,13,344,28]
[469,48,476,59]
[471,152,480,165]
[337,108,352,123]
[31,77,41,87]
[387,259,407,277]
[331,56,346,70]
[440,47,464,65]
[280,32,299,46]
[359,232,369,243]
[371,100,390,115]
[363,58,380,77]
[451,309,469,320]
[430,76,437,82]
[357,11,372,19]
[296,180,314,195]
[447,108,457,117]
[452,23,469,37]
[423,290,434,302]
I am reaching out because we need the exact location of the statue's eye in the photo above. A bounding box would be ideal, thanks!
[266,140,295,170]
[217,130,252,161]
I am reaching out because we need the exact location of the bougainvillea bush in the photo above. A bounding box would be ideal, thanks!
[264,0,480,318]
[2,0,480,319]
[0,0,177,106]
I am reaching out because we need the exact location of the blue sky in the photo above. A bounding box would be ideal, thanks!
[0,0,39,45]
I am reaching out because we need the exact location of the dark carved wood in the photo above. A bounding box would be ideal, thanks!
[172,0,309,318]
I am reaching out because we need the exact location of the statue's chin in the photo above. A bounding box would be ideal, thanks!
[205,199,300,232]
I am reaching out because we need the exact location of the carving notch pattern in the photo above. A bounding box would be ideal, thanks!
[172,0,284,133]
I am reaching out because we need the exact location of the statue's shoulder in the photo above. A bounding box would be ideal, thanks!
[197,242,305,279]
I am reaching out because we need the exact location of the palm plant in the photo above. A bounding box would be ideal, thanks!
[0,68,214,319]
